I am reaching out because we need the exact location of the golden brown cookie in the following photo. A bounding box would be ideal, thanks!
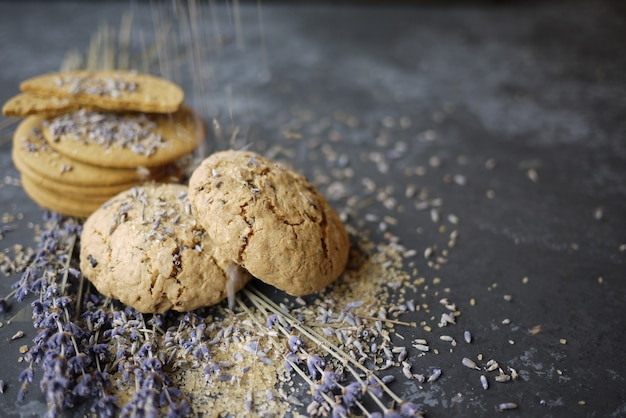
[20,70,184,113]
[41,106,205,168]
[14,154,136,198]
[2,92,87,117]
[20,173,105,218]
[12,115,167,187]
[79,183,251,313]
[188,150,350,296]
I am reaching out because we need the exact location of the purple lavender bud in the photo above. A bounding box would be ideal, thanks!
[194,345,210,360]
[137,341,153,357]
[167,398,191,418]
[332,404,348,418]
[400,401,422,416]
[311,384,325,402]
[15,286,29,303]
[63,322,84,338]
[18,367,34,383]
[67,268,81,278]
[73,374,95,397]
[47,331,71,351]
[17,382,28,402]
[306,354,325,379]
[266,314,278,329]
[288,335,302,353]
[344,312,357,326]
[321,310,329,324]
[284,352,300,372]
[342,381,363,407]
[31,300,44,315]
[368,384,383,399]
[142,357,163,372]
[68,354,91,374]
[321,370,341,388]
[30,278,46,293]
[91,395,119,417]
[91,343,109,360]
[343,300,364,312]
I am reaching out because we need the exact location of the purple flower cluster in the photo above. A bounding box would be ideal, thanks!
[7,212,190,417]
[107,307,191,417]
[11,212,116,417]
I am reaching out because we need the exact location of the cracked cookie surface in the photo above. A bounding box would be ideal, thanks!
[79,183,250,313]
[188,150,350,296]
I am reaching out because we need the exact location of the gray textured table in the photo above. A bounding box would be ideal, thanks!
[1,1,625,417]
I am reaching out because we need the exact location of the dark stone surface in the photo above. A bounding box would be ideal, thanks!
[0,1,625,417]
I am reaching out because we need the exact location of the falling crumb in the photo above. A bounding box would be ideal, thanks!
[559,338,567,345]
[528,325,542,335]
[503,294,513,302]
[597,277,604,284]
[578,400,586,406]
[19,344,29,354]
[486,189,495,199]
[522,276,529,284]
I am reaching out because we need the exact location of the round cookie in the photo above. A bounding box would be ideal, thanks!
[79,183,251,313]
[188,150,350,296]
[41,106,205,168]
[14,155,136,198]
[19,70,184,114]
[2,92,87,118]
[20,174,105,218]
[12,116,167,187]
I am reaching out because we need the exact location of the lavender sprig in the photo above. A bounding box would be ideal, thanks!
[10,212,114,416]
[237,288,423,417]
[108,307,191,417]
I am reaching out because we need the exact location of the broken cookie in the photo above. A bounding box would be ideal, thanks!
[188,150,350,296]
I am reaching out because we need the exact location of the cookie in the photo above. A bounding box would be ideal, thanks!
[188,150,350,296]
[19,70,184,114]
[41,106,205,168]
[2,92,90,118]
[12,115,168,187]
[79,183,251,313]
[13,154,136,198]
[20,174,105,218]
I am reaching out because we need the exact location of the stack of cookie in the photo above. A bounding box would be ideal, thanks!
[80,150,351,313]
[3,70,206,218]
